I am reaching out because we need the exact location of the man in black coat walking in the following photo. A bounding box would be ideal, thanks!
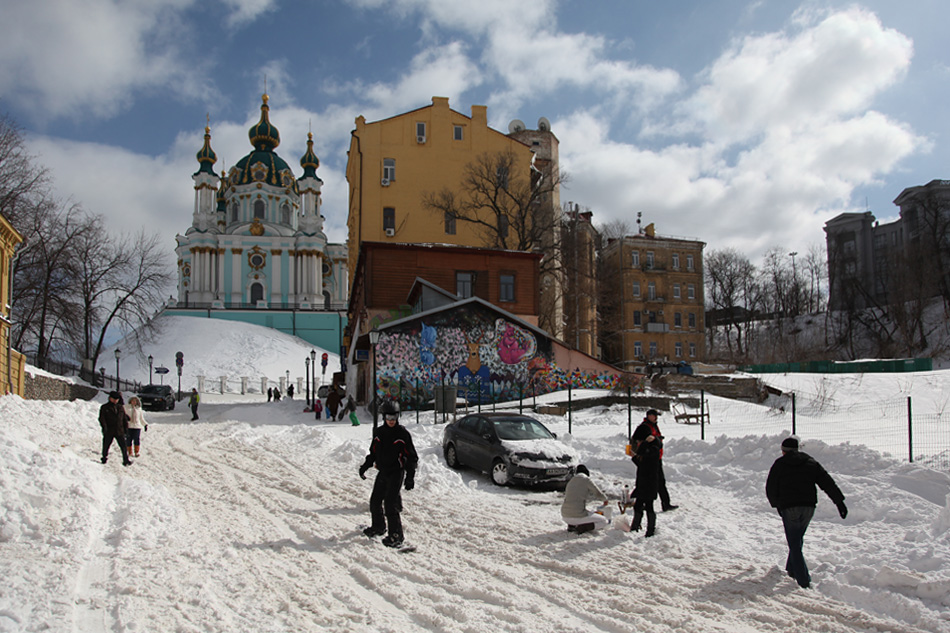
[359,401,418,548]
[631,409,677,511]
[99,391,131,466]
[766,436,848,589]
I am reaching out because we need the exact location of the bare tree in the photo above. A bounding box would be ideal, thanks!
[0,112,49,229]
[73,229,173,370]
[422,150,568,333]
[11,201,94,367]
[594,219,631,366]
[704,248,760,362]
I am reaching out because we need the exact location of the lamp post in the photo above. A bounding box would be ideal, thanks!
[310,349,317,415]
[789,251,799,315]
[369,329,380,429]
[114,349,121,389]
[305,357,311,407]
[148,355,154,385]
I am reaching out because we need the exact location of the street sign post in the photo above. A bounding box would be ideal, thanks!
[176,352,184,400]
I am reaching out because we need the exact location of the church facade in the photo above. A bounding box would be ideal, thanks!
[169,95,348,352]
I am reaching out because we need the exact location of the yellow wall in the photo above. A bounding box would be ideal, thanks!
[346,97,535,284]
[0,213,24,395]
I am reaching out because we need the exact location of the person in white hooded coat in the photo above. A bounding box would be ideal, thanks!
[561,465,609,533]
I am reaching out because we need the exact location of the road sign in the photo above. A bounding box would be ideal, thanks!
[321,352,328,374]
[154,367,170,374]
[175,351,184,367]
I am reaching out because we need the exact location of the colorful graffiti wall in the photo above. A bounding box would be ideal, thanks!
[374,303,626,406]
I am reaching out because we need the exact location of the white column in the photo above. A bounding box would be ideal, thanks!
[271,251,281,303]
[216,249,224,297]
[231,250,242,303]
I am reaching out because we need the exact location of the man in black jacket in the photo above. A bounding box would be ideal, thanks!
[631,409,677,511]
[359,401,418,548]
[766,436,847,589]
[99,391,131,466]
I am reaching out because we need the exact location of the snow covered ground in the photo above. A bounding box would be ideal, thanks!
[2,317,950,632]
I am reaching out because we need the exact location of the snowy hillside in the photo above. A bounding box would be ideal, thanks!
[107,315,340,391]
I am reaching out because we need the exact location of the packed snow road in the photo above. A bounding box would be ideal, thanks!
[2,394,948,632]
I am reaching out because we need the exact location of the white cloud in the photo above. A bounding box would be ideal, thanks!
[221,0,278,28]
[675,7,914,144]
[0,0,208,120]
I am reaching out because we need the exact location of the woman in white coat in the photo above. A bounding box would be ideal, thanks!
[125,396,148,458]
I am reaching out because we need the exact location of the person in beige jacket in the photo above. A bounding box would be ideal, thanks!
[124,396,148,458]
[561,465,609,534]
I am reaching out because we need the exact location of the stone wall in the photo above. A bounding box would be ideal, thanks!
[24,372,99,401]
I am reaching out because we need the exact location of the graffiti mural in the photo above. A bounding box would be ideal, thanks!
[373,302,628,406]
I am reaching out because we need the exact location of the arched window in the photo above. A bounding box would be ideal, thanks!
[230,200,239,222]
[281,203,291,225]
[254,199,265,219]
[250,282,264,303]
[323,290,331,310]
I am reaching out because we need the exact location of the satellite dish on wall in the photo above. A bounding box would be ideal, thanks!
[537,117,551,132]
[508,119,526,133]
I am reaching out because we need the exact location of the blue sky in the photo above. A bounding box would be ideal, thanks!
[2,0,947,274]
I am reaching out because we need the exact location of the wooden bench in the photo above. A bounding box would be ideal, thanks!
[671,401,710,425]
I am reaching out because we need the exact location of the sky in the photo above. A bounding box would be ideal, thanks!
[3,315,949,631]
[2,0,948,278]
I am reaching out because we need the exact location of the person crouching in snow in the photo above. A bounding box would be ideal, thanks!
[124,396,147,457]
[561,465,609,534]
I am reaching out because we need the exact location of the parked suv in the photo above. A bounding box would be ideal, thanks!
[138,384,175,411]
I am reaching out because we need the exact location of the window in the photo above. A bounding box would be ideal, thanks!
[253,199,265,219]
[687,284,695,300]
[673,284,681,299]
[631,251,640,267]
[649,342,658,358]
[674,312,682,328]
[454,125,463,141]
[456,271,474,298]
[383,158,395,181]
[633,310,641,326]
[444,211,456,235]
[633,341,642,358]
[646,251,654,268]
[632,281,640,298]
[688,312,696,328]
[675,342,683,358]
[383,207,395,230]
[281,203,291,225]
[250,282,264,303]
[500,274,515,302]
[230,200,239,222]
[686,254,694,270]
[647,281,656,300]
[672,253,680,269]
[689,342,696,358]
[416,122,426,140]
[498,215,509,239]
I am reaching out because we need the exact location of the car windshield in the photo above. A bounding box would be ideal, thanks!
[491,418,555,441]
[140,386,166,395]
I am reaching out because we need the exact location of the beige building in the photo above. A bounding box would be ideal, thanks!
[0,212,24,395]
[601,225,705,369]
[345,97,568,339]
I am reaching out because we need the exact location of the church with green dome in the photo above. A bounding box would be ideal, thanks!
[169,94,348,354]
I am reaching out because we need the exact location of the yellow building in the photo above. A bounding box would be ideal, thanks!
[601,225,705,370]
[345,96,537,280]
[0,212,24,395]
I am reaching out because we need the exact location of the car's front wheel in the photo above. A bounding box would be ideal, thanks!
[491,459,509,486]
[445,443,460,469]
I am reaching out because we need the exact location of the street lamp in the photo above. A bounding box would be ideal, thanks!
[369,329,380,429]
[305,357,311,407]
[310,349,317,416]
[114,349,121,389]
[148,355,154,385]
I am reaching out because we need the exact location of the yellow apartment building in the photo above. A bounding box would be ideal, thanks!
[601,224,705,370]
[0,212,24,395]
[345,97,537,273]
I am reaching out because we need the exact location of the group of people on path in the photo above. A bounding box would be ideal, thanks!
[98,390,149,466]
[561,407,848,590]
